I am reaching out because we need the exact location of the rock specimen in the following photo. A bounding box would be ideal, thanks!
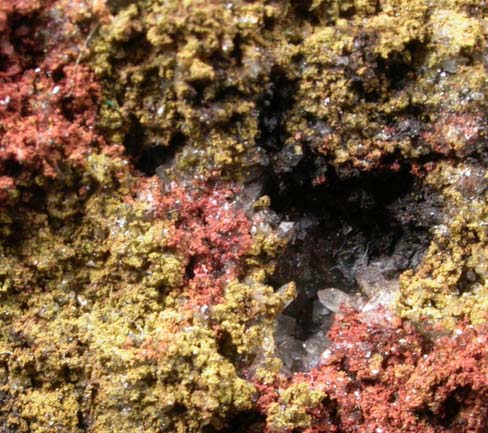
[0,0,487,432]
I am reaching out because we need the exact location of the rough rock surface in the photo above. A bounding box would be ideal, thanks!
[0,1,488,432]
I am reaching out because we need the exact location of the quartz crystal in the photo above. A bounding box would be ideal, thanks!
[317,288,359,312]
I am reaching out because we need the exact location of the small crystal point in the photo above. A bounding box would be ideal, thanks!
[317,288,355,312]
[312,299,330,323]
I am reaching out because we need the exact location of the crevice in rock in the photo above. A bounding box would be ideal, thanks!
[378,39,428,91]
[8,11,46,70]
[289,0,320,26]
[209,410,265,433]
[106,0,137,14]
[414,386,472,430]
[217,330,239,362]
[257,67,298,152]
[267,159,442,372]
[123,116,186,176]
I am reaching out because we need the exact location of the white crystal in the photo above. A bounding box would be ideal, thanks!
[361,290,395,313]
[302,331,329,370]
[275,315,296,339]
[277,336,303,370]
[312,299,330,323]
[277,221,294,239]
[317,288,355,312]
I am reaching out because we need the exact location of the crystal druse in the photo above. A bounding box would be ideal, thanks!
[1,1,488,432]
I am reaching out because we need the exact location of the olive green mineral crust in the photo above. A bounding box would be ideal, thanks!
[90,0,488,328]
[0,154,292,432]
[266,382,325,432]
[92,0,488,176]
[397,162,488,328]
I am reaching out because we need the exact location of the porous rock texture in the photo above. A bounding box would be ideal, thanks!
[0,1,487,432]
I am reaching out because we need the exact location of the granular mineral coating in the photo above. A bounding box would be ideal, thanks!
[1,1,487,432]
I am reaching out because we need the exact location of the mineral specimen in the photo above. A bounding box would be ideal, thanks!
[1,0,488,432]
